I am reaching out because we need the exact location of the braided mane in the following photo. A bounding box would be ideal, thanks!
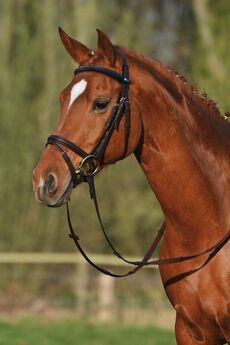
[120,47,226,122]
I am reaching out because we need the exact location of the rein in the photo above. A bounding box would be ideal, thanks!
[46,51,230,278]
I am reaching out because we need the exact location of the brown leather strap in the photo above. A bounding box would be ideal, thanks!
[67,202,165,277]
[164,230,230,287]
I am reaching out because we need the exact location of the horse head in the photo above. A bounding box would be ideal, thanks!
[33,28,142,207]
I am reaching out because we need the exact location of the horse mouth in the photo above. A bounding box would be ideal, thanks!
[48,179,74,208]
[48,170,88,207]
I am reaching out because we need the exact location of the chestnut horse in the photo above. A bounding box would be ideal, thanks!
[33,28,230,344]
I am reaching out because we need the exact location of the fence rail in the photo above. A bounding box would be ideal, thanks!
[0,252,158,268]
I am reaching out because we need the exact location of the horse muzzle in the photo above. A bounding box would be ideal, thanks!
[32,168,75,207]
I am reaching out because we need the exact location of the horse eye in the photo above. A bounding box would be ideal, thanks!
[93,99,110,112]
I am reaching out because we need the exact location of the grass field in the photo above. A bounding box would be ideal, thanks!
[0,318,176,345]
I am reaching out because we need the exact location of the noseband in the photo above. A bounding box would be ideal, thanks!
[46,51,230,278]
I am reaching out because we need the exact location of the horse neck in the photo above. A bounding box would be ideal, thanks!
[130,55,230,248]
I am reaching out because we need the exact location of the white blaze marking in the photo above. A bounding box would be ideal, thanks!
[68,79,87,110]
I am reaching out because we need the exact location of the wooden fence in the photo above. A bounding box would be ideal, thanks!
[0,253,159,321]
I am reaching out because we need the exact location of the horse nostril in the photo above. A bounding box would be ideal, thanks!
[45,173,57,194]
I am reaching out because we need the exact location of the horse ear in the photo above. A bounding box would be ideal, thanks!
[58,27,90,64]
[97,29,116,66]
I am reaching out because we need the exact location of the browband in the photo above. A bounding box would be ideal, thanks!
[74,65,130,84]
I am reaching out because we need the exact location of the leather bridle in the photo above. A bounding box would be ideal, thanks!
[46,50,230,278]
[47,51,131,187]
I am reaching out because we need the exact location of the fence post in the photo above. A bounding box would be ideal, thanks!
[98,273,115,322]
[73,263,89,318]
